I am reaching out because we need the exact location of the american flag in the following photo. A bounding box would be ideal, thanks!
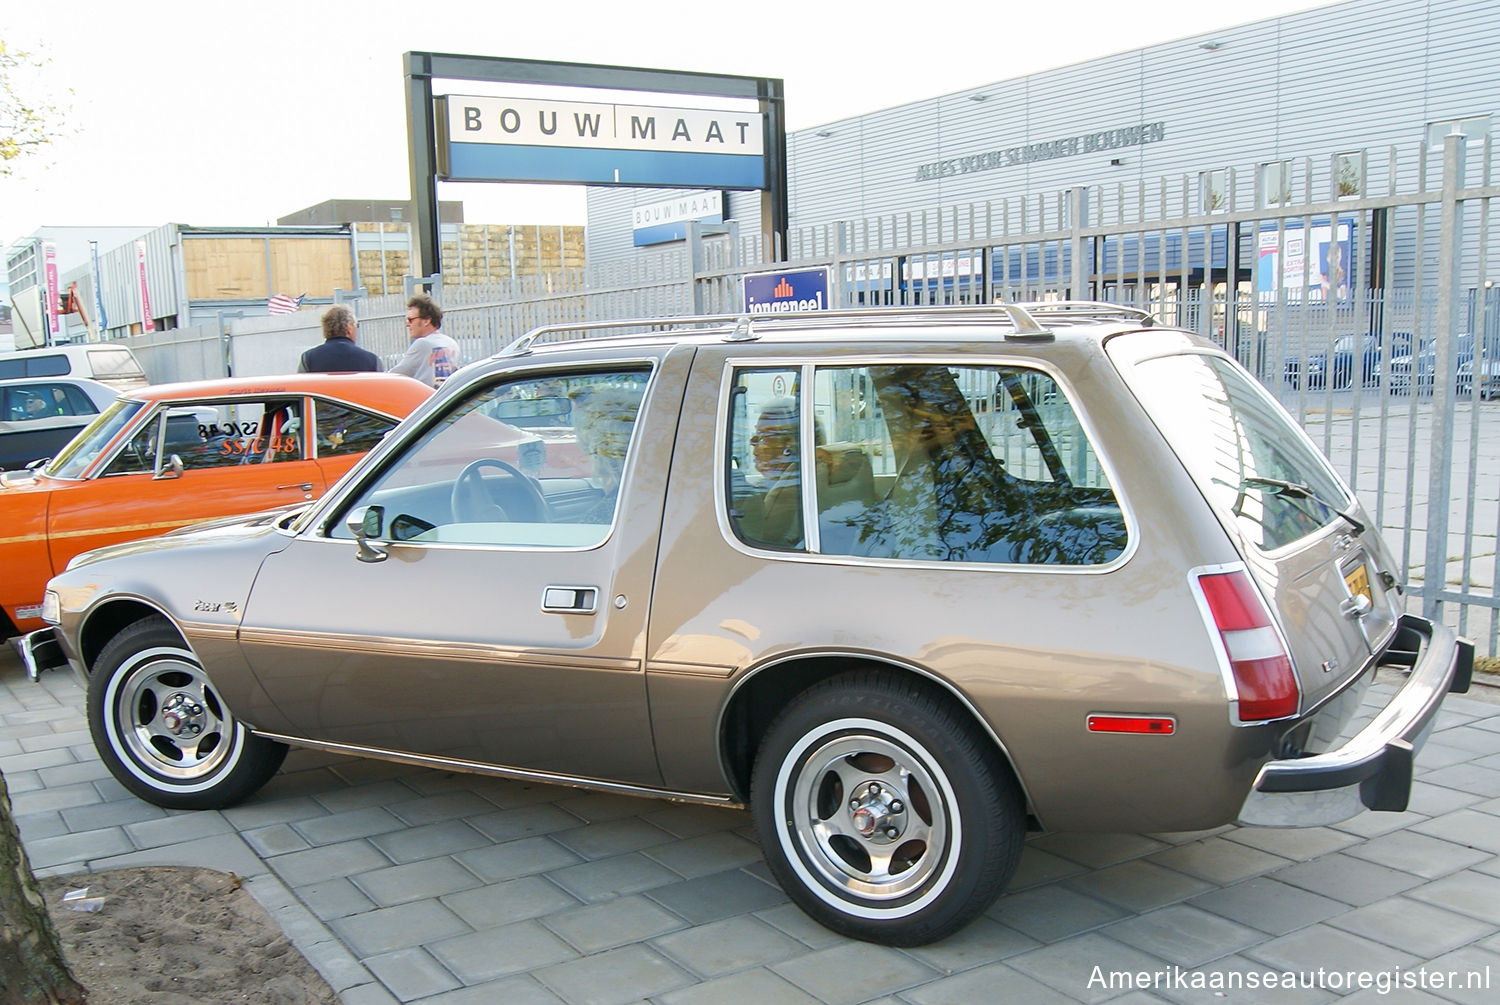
[268,293,305,315]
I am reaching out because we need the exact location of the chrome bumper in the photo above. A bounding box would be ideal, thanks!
[1238,614,1473,827]
[15,628,71,683]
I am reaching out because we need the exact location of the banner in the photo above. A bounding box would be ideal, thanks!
[90,241,109,336]
[44,243,60,341]
[136,240,155,333]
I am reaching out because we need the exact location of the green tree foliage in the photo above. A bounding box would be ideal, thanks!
[0,41,61,175]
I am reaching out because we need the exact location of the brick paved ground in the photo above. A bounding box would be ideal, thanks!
[5,645,1499,1004]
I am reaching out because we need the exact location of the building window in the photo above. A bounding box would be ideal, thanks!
[1333,152,1363,199]
[1426,115,1490,153]
[389,207,405,222]
[1259,161,1292,207]
[1200,170,1228,213]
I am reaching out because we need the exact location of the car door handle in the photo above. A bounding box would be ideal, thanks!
[541,586,598,614]
[277,482,314,492]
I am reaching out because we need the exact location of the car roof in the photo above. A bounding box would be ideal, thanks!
[122,372,433,416]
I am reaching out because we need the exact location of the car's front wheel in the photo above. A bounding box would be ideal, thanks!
[87,617,286,810]
[751,670,1024,946]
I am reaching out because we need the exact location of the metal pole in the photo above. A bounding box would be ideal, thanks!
[1424,132,1466,619]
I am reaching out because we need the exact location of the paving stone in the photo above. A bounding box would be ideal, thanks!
[221,794,335,830]
[339,981,401,1005]
[1189,877,1348,935]
[543,894,686,953]
[1406,870,1500,923]
[0,747,74,773]
[354,856,485,907]
[1414,740,1485,770]
[656,966,822,1005]
[1408,781,1484,816]
[992,884,1132,943]
[122,810,233,849]
[441,875,578,929]
[369,819,491,864]
[646,868,787,924]
[385,791,497,826]
[13,811,67,842]
[753,903,848,950]
[771,942,940,1005]
[1063,858,1213,912]
[1341,827,1493,878]
[60,798,166,832]
[1007,932,1175,1004]
[331,899,471,957]
[241,822,313,857]
[293,805,407,846]
[24,826,135,869]
[904,915,1041,973]
[652,915,812,978]
[431,920,579,984]
[1008,846,1089,890]
[466,804,587,842]
[548,851,684,905]
[18,728,91,753]
[1328,895,1496,956]
[643,830,764,879]
[1410,808,1500,854]
[298,876,378,921]
[1246,923,1422,976]
[549,817,676,860]
[35,759,113,788]
[1270,852,1425,906]
[267,838,391,887]
[8,781,104,816]
[363,947,461,1002]
[91,832,270,878]
[641,803,749,839]
[421,976,564,1004]
[1429,724,1500,754]
[1224,825,1361,861]
[1420,763,1500,798]
[455,835,582,882]
[553,790,662,824]
[1417,946,1500,1005]
[1026,832,1168,869]
[313,779,420,813]
[1104,904,1263,967]
[1147,835,1291,884]
[901,960,1076,1005]
[1150,952,1339,1005]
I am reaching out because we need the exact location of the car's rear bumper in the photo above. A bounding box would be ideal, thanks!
[1237,614,1473,827]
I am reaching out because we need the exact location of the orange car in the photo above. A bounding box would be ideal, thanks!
[0,372,432,637]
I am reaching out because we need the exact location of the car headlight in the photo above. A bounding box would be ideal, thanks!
[40,590,61,625]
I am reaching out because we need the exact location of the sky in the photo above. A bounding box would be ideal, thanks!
[1,0,1337,252]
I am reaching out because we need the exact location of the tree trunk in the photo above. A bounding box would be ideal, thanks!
[0,769,87,1004]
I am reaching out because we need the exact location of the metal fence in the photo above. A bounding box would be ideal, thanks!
[146,134,1500,652]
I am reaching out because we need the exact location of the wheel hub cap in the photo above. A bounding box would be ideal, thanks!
[159,693,205,737]
[848,781,905,841]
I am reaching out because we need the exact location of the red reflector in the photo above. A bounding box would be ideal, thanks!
[1196,569,1300,722]
[1087,715,1176,734]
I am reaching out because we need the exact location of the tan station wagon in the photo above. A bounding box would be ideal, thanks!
[27,303,1474,946]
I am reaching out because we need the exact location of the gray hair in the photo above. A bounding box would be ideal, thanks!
[321,305,356,341]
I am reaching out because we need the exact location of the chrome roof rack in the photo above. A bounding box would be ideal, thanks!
[500,300,1155,355]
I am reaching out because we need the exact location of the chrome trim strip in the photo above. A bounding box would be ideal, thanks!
[250,732,742,808]
[235,627,640,673]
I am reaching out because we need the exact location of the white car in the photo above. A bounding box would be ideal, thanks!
[0,376,118,471]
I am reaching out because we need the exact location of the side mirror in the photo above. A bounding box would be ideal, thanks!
[153,454,185,480]
[346,505,388,563]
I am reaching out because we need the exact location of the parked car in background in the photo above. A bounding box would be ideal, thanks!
[0,372,432,638]
[0,376,117,470]
[0,343,148,393]
[1380,333,1500,396]
[1282,332,1411,390]
[31,304,1472,947]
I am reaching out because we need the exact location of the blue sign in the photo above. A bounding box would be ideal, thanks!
[743,268,831,314]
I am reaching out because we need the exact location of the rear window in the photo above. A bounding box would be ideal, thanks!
[0,354,70,379]
[86,348,146,381]
[1124,350,1351,551]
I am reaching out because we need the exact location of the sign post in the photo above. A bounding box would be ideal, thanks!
[742,267,832,313]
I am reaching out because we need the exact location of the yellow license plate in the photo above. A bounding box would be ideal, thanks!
[1344,563,1373,604]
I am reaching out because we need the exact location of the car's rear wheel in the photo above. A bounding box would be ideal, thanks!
[87,617,286,810]
[750,670,1024,946]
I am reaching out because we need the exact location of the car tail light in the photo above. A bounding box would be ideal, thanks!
[1195,569,1300,721]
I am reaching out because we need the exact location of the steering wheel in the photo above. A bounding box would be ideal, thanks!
[451,458,549,523]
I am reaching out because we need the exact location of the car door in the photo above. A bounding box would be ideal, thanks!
[45,395,327,572]
[235,351,686,786]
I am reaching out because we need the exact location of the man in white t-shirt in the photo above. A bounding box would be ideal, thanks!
[391,293,461,387]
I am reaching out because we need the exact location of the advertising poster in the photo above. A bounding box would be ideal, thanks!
[1257,222,1354,302]
[136,240,155,333]
[44,242,60,339]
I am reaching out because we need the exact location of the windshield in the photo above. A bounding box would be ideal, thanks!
[44,397,146,479]
[1124,351,1352,551]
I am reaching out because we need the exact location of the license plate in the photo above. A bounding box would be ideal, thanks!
[1344,562,1373,605]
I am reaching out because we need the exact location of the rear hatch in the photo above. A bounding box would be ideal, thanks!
[1109,332,1399,713]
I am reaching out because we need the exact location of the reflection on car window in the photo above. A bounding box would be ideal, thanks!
[727,363,1125,565]
[314,400,396,457]
[45,398,145,479]
[331,367,651,548]
[1,383,98,420]
[1130,352,1351,550]
[102,399,306,476]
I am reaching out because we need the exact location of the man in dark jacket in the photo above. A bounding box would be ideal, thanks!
[298,305,382,373]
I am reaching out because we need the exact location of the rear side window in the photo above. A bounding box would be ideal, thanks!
[314,400,398,457]
[0,354,69,379]
[727,362,1126,565]
[0,383,100,419]
[1125,351,1350,551]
